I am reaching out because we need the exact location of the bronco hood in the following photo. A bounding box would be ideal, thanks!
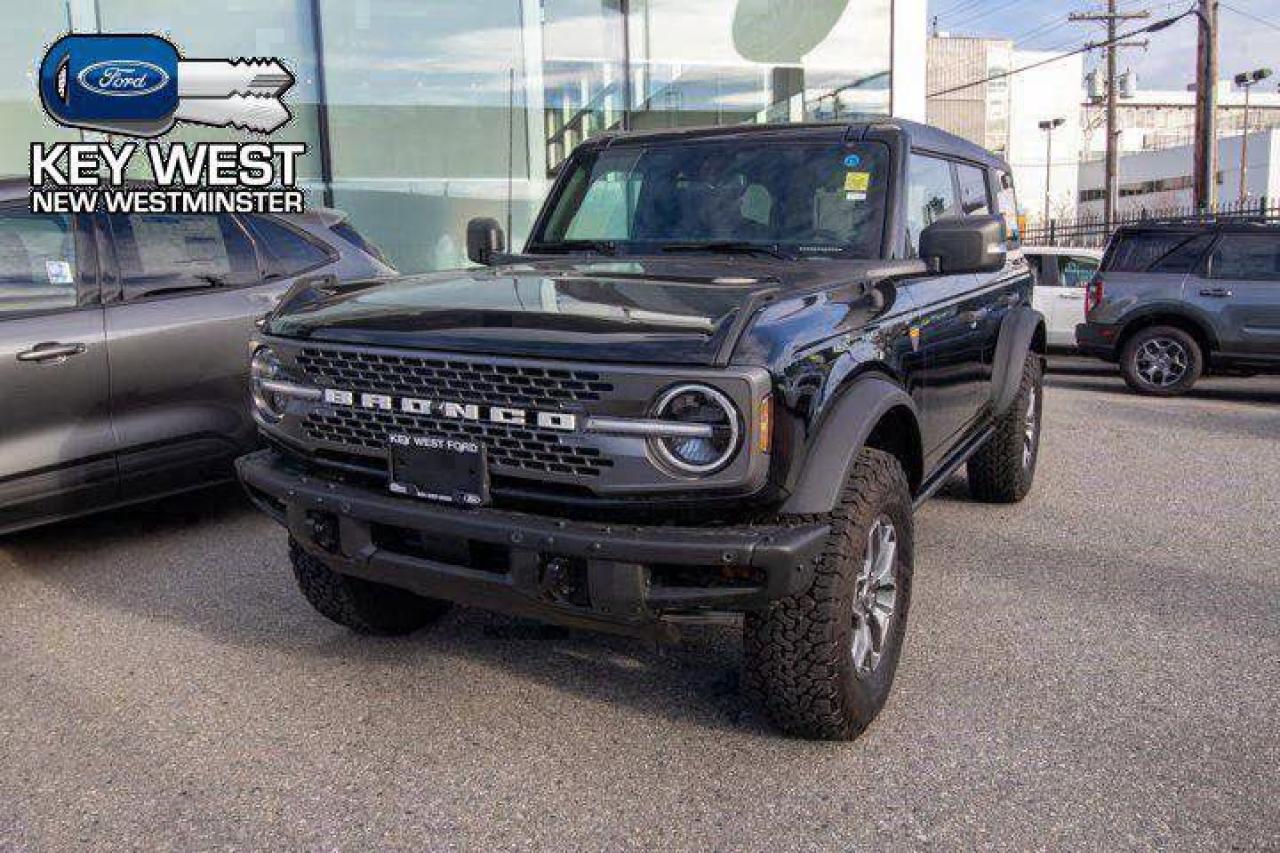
[265,258,787,366]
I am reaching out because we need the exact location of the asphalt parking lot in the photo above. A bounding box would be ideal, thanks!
[2,357,1277,851]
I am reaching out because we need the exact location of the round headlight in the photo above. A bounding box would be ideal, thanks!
[250,346,287,422]
[650,384,741,475]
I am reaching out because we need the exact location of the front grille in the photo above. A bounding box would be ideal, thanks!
[294,347,616,479]
[295,348,615,408]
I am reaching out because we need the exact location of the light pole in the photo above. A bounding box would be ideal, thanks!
[1039,118,1066,228]
[1234,67,1273,202]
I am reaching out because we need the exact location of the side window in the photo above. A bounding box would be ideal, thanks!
[905,154,959,257]
[1105,232,1198,273]
[1058,256,1099,288]
[995,170,1021,247]
[1025,253,1045,283]
[956,164,991,216]
[1207,234,1280,282]
[109,213,259,300]
[0,210,79,317]
[1150,234,1214,274]
[242,216,333,277]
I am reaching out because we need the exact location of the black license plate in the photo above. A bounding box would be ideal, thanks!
[387,434,489,507]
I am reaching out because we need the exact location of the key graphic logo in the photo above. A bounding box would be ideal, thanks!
[39,33,294,137]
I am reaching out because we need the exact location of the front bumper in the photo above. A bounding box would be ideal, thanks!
[237,450,829,640]
[1075,322,1120,359]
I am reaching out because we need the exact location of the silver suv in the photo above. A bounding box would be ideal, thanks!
[0,179,395,534]
[1076,222,1280,396]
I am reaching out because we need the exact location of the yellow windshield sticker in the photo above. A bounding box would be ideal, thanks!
[844,171,871,192]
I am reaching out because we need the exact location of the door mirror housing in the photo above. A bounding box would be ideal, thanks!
[466,217,506,266]
[919,215,1007,275]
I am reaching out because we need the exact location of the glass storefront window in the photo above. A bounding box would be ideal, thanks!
[1,7,82,175]
[1,0,898,275]
[97,0,324,184]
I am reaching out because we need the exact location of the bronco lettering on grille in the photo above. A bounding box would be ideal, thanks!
[321,389,578,432]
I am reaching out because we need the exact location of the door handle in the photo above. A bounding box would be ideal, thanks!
[1057,292,1084,299]
[1199,287,1233,298]
[16,342,87,363]
[959,309,989,327]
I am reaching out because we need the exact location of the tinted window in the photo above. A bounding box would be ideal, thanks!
[330,220,389,267]
[1105,232,1205,273]
[1025,253,1045,282]
[905,154,960,257]
[0,210,78,316]
[1058,256,1098,287]
[996,170,1021,246]
[1209,234,1280,282]
[956,164,991,216]
[536,141,890,259]
[243,215,332,276]
[110,214,258,300]
[1151,234,1214,274]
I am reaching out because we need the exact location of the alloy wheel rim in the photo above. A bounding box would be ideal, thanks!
[851,516,898,677]
[1023,385,1038,471]
[1136,338,1189,387]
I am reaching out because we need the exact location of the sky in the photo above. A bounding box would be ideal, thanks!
[928,0,1280,91]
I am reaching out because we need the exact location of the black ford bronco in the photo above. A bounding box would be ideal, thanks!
[238,121,1045,740]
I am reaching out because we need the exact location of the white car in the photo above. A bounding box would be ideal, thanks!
[1024,246,1103,348]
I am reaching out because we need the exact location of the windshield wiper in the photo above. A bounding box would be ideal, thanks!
[660,241,793,260]
[528,240,618,256]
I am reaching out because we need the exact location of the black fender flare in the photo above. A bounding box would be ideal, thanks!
[780,374,921,516]
[991,307,1045,416]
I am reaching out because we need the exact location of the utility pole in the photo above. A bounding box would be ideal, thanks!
[1072,2,1150,227]
[1193,0,1219,211]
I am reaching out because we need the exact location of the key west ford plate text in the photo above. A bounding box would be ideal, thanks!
[30,33,305,215]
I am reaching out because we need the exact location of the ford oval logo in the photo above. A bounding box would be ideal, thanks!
[76,60,170,98]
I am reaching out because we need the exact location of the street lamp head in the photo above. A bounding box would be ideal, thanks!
[1236,68,1274,87]
[1038,118,1066,131]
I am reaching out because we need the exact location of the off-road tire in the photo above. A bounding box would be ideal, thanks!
[289,540,451,635]
[743,448,914,741]
[967,353,1042,504]
[1120,325,1203,397]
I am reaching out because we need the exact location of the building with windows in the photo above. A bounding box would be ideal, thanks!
[5,0,927,274]
[1081,83,1280,159]
[926,35,1013,157]
[1078,128,1280,219]
[927,37,1082,228]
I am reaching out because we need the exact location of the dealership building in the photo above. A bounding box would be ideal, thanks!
[6,0,926,273]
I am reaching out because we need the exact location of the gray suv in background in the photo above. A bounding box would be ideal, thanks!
[0,179,395,534]
[1076,222,1280,396]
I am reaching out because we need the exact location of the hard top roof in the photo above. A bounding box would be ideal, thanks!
[1115,219,1280,234]
[588,119,1012,172]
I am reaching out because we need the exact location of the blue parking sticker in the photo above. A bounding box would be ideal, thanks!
[843,154,862,168]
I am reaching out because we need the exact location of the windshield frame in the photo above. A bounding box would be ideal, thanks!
[526,135,893,262]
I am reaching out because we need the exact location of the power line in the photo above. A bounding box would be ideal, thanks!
[948,0,1027,29]
[1220,2,1280,32]
[926,8,1193,98]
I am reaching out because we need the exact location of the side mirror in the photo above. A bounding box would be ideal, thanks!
[919,215,1007,275]
[466,217,506,266]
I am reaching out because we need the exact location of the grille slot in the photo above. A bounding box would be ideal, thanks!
[295,349,614,407]
[294,348,617,479]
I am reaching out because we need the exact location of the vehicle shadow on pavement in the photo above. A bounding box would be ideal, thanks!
[1047,375,1280,407]
[0,484,768,734]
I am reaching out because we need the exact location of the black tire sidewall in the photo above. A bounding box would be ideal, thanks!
[1121,326,1203,396]
[835,486,915,715]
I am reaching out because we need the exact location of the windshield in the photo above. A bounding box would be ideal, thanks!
[531,140,890,259]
